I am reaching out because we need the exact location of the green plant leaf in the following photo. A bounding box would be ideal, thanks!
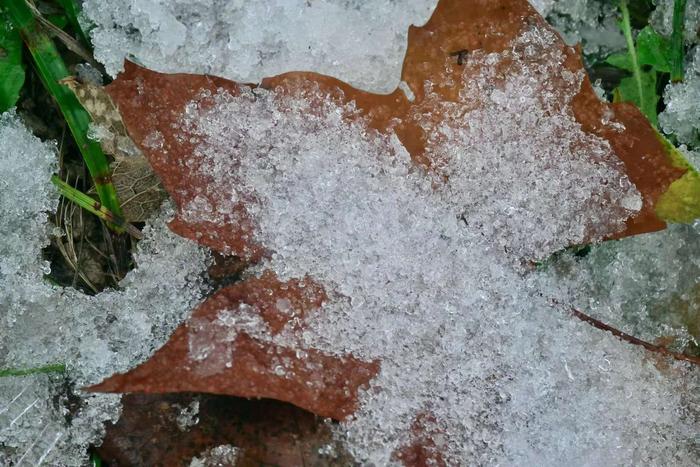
[606,51,633,71]
[613,69,659,126]
[606,28,672,72]
[0,363,65,378]
[4,0,124,227]
[0,17,25,112]
[654,132,700,223]
[671,0,687,82]
[636,26,672,72]
[55,0,91,48]
[46,13,68,30]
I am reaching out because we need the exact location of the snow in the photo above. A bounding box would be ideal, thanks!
[653,0,700,145]
[651,0,700,45]
[189,444,240,467]
[0,111,210,464]
[83,0,630,89]
[660,46,700,145]
[82,0,437,94]
[176,24,696,465]
[544,0,626,58]
[175,399,200,431]
[542,221,700,352]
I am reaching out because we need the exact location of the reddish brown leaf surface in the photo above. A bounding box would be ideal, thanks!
[392,412,448,467]
[93,0,692,463]
[91,272,379,420]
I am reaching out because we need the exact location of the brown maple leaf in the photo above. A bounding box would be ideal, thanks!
[101,4,685,262]
[91,0,696,463]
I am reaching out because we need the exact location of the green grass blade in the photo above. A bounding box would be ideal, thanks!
[0,363,65,378]
[0,13,25,111]
[670,0,687,82]
[2,0,124,227]
[51,175,142,239]
[619,0,645,112]
[55,0,90,48]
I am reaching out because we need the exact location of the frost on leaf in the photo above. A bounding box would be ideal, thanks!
[92,0,698,464]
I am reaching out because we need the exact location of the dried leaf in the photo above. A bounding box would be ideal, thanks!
[90,271,379,420]
[60,76,139,157]
[97,393,354,466]
[103,7,688,258]
[110,155,168,222]
[92,0,696,463]
[62,77,167,221]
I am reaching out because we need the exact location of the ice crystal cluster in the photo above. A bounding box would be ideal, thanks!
[189,444,240,467]
[539,0,626,57]
[659,46,700,145]
[0,111,209,464]
[176,26,697,464]
[4,1,699,465]
[651,0,700,45]
[82,0,437,93]
[83,0,630,90]
[542,222,700,349]
[651,0,700,145]
[542,147,700,358]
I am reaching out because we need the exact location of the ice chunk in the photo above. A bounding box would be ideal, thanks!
[539,220,700,351]
[659,46,700,145]
[189,444,240,467]
[175,399,200,431]
[544,0,626,58]
[0,375,121,467]
[84,0,628,89]
[0,110,58,307]
[530,0,555,16]
[82,0,437,93]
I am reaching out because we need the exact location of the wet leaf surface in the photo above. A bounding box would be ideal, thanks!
[96,393,353,467]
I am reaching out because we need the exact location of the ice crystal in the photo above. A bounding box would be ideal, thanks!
[189,444,240,467]
[541,221,700,350]
[84,0,630,87]
[4,0,699,464]
[660,46,700,145]
[543,0,626,58]
[175,399,200,431]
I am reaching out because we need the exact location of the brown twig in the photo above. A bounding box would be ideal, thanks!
[568,306,700,366]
